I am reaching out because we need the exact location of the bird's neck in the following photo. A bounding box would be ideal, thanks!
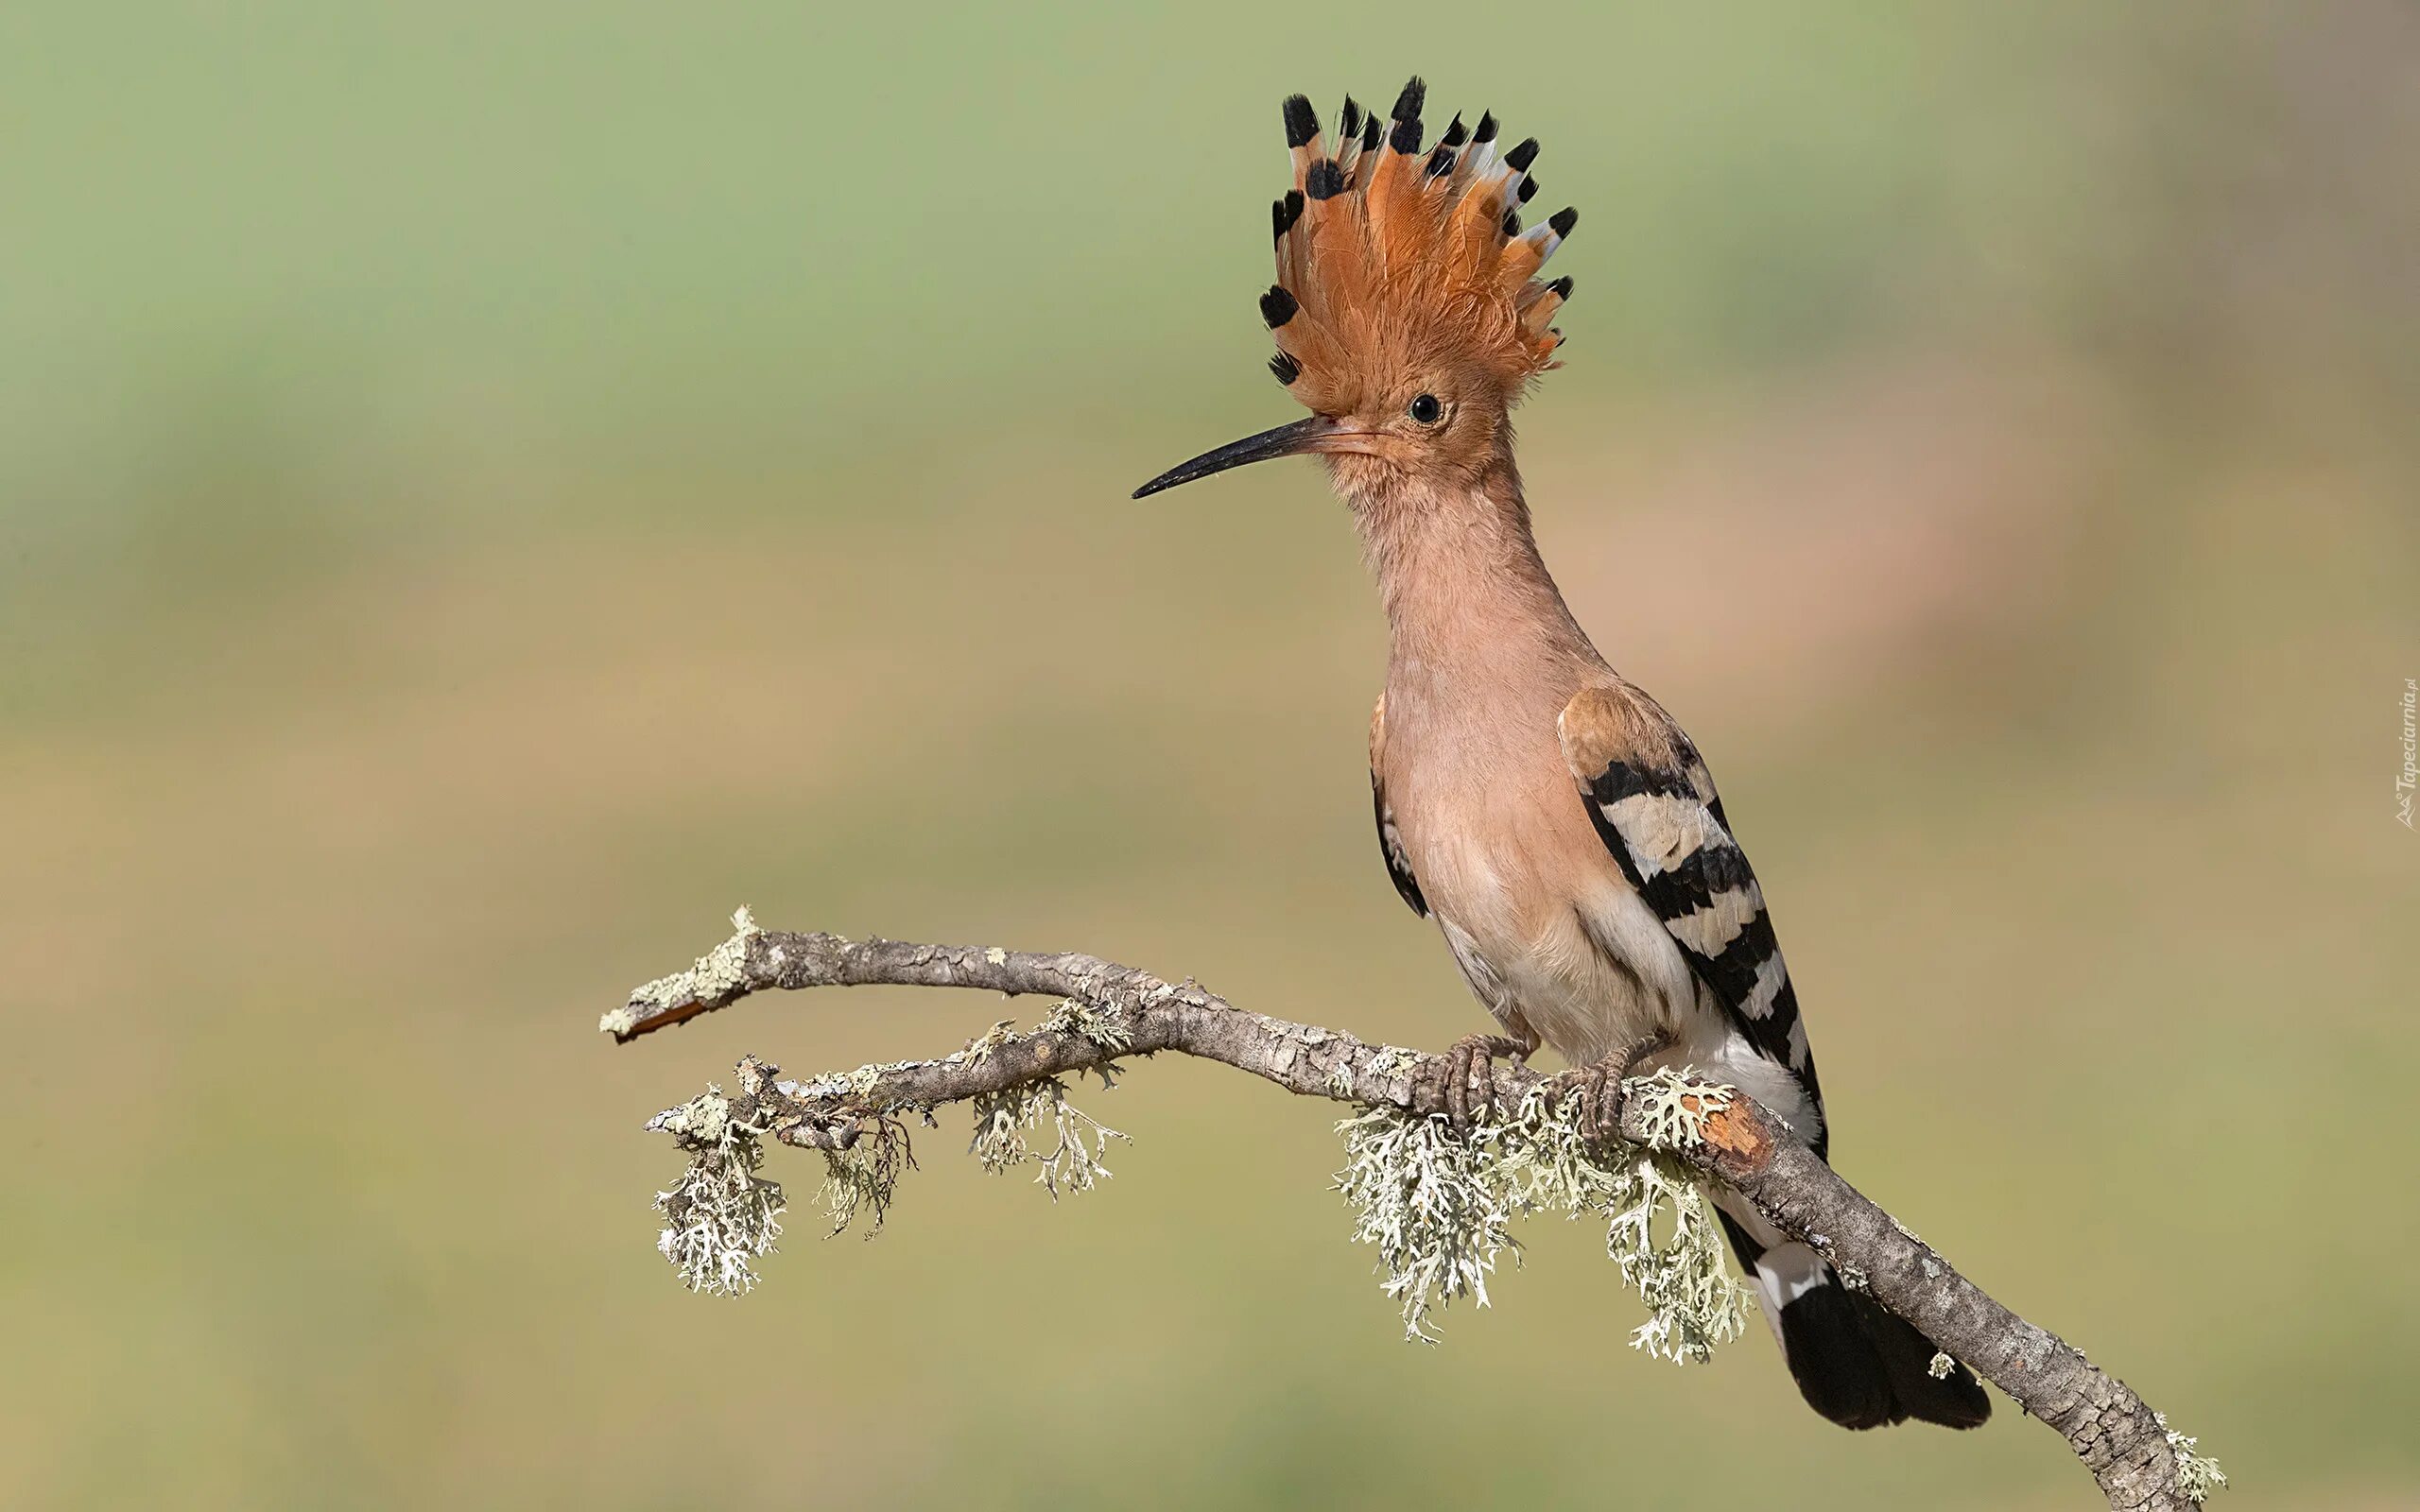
[1341,452,1597,686]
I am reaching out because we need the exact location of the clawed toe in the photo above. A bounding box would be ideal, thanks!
[1438,1033,1530,1131]
[1557,1061,1617,1143]
[1549,1032,1669,1144]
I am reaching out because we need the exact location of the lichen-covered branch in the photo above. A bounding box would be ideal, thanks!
[603,911,2218,1512]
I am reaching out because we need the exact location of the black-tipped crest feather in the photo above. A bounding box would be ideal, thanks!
[1282,95,1320,148]
[1271,191,1305,243]
[1244,77,1578,403]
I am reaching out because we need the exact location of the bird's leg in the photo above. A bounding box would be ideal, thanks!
[1555,1030,1670,1145]
[1438,1032,1535,1132]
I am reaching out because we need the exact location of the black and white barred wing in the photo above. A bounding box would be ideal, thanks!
[1560,685,1994,1431]
[1557,685,1820,1118]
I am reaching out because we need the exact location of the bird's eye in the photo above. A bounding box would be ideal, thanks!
[1408,393,1443,424]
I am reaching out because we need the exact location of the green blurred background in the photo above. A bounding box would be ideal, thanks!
[4,2,2415,1507]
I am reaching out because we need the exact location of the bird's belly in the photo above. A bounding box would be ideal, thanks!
[1437,882,1816,1142]
[1424,842,1701,1067]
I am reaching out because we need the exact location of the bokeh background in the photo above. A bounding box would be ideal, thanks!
[5,3,2415,1507]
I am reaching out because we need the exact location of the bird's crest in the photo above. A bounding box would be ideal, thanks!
[1263,78,1576,415]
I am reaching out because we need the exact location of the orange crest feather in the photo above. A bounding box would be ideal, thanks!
[1262,78,1577,415]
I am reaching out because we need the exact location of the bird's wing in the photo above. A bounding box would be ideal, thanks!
[1370,695,1426,918]
[1557,684,1818,1110]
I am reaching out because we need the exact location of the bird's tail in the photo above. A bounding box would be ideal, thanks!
[1717,1211,1990,1431]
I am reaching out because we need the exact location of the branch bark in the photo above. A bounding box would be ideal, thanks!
[604,918,2203,1512]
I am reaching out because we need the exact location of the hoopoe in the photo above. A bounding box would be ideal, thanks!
[1135,78,1989,1432]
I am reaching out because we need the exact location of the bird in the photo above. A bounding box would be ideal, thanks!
[1132,77,1990,1433]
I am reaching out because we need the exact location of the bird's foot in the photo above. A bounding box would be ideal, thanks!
[1435,1033,1532,1132]
[1547,1032,1669,1145]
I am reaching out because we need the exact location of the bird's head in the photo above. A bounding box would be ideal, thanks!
[1135,78,1578,503]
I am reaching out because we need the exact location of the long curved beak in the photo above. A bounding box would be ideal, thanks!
[1132,416,1373,499]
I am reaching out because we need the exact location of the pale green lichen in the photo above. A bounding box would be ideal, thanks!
[650,1035,1136,1283]
[1332,1045,1426,1104]
[1624,1066,1735,1149]
[1333,1103,1516,1340]
[787,1052,945,1107]
[819,1121,913,1237]
[1489,1085,1632,1216]
[1325,1058,1358,1098]
[1607,1147,1748,1362]
[2158,1415,2228,1503]
[1333,1076,1751,1357]
[651,1086,785,1296]
[606,906,762,1037]
[962,1018,1020,1063]
[650,1087,735,1146]
[1040,996,1133,1053]
[969,1077,1130,1198]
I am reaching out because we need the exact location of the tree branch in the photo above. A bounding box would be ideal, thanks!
[602,912,2217,1512]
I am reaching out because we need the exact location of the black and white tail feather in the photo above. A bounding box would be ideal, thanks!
[1717,1214,1989,1430]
